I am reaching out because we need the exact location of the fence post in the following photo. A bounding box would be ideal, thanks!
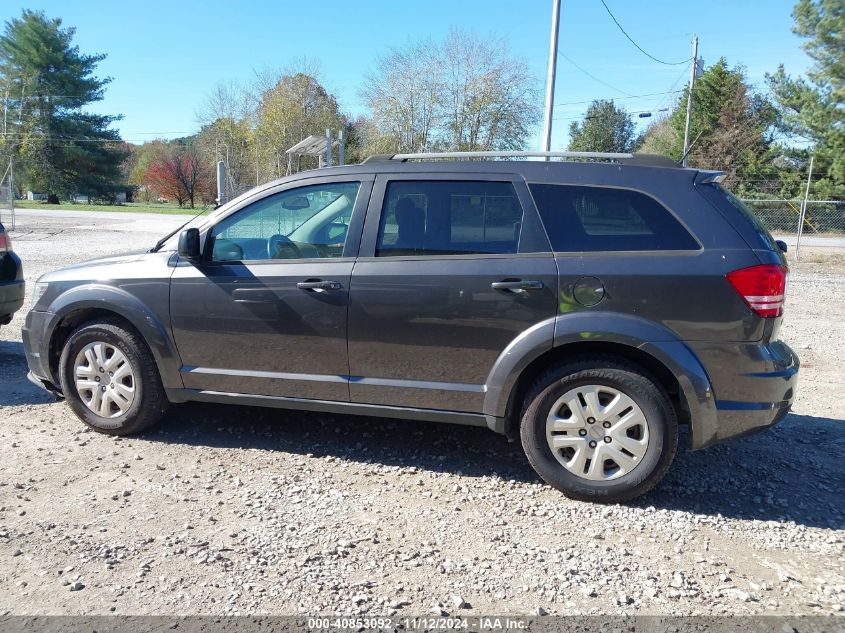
[325,128,333,167]
[8,155,14,231]
[216,161,226,207]
[795,154,814,262]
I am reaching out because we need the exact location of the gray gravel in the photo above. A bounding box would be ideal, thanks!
[1,208,843,616]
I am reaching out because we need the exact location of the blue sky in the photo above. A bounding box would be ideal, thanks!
[4,0,811,150]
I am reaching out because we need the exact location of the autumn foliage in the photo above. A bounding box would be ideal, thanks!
[144,143,212,208]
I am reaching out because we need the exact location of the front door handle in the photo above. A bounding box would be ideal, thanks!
[491,280,544,294]
[297,279,342,292]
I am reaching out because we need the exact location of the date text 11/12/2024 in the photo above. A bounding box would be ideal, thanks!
[308,616,529,630]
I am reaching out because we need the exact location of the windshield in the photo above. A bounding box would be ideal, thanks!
[152,187,254,252]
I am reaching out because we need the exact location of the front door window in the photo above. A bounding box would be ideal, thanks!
[210,181,361,261]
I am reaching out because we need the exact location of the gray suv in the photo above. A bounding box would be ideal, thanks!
[22,152,799,502]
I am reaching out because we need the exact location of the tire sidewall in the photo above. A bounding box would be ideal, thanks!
[60,325,147,432]
[523,369,672,501]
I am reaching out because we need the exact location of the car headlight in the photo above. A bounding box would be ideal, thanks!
[31,282,49,308]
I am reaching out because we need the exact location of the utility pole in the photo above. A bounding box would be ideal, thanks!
[796,154,814,261]
[682,34,699,167]
[541,0,561,158]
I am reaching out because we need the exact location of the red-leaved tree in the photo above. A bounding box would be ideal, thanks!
[145,143,211,208]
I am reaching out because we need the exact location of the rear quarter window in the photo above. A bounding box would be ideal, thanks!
[700,183,780,252]
[528,183,699,252]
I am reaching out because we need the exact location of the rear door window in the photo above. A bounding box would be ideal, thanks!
[529,183,699,252]
[376,180,523,256]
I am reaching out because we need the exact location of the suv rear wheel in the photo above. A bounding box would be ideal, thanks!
[520,357,677,503]
[59,319,169,435]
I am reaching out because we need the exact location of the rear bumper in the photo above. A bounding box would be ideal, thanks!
[0,278,24,323]
[688,339,798,448]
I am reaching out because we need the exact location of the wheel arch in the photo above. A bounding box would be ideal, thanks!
[45,286,182,391]
[502,341,687,429]
[483,315,718,448]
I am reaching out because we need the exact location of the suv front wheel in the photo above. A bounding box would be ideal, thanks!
[59,319,169,435]
[520,357,677,503]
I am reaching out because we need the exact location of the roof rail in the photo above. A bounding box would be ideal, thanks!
[390,151,633,161]
[362,151,682,168]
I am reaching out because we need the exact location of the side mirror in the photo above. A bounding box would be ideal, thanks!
[178,228,201,261]
[776,239,788,253]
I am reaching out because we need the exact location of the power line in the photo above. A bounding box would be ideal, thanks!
[553,106,668,122]
[555,89,683,107]
[558,52,636,97]
[598,0,692,66]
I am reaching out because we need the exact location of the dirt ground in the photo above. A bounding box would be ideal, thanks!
[1,209,843,616]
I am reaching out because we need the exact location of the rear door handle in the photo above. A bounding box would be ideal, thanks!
[491,280,544,294]
[297,279,342,292]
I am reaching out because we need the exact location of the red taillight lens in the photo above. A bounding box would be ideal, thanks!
[0,231,10,253]
[726,264,788,317]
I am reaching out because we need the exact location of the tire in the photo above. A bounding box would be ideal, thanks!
[59,319,169,435]
[520,356,677,503]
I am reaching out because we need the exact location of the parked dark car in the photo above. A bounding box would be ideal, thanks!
[0,221,24,331]
[21,152,798,502]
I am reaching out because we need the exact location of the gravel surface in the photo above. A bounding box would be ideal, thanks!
[1,209,843,616]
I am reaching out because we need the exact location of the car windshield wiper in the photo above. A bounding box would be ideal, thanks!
[151,208,210,252]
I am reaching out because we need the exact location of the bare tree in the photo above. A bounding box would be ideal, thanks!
[360,40,441,152]
[359,31,540,154]
[440,29,540,151]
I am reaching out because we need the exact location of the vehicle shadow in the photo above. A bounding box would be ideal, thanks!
[144,403,843,530]
[0,339,55,406]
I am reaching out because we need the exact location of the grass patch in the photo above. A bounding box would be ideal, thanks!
[13,200,202,215]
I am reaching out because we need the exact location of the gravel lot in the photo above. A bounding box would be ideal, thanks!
[1,209,843,617]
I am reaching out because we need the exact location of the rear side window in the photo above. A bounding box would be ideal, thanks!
[529,184,699,252]
[702,183,779,251]
[376,180,523,256]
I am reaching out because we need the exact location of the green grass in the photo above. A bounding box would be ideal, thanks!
[14,200,203,215]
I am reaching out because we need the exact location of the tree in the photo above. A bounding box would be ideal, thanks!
[440,30,540,151]
[195,81,256,195]
[767,0,845,198]
[638,59,781,195]
[127,139,168,202]
[145,141,210,208]
[255,72,347,179]
[360,30,540,153]
[0,10,125,201]
[567,100,639,153]
[360,39,441,153]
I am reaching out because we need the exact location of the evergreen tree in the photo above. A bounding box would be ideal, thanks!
[767,0,845,198]
[638,59,781,195]
[567,100,639,153]
[0,10,125,202]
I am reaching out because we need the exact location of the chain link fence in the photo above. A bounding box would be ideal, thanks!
[740,199,845,255]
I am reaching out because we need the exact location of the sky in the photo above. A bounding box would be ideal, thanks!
[3,0,813,150]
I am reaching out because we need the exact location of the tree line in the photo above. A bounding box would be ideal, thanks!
[1,1,842,207]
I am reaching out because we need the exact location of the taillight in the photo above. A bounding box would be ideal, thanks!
[0,231,10,253]
[726,264,788,317]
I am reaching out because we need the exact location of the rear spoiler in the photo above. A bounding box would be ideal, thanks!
[697,171,727,184]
